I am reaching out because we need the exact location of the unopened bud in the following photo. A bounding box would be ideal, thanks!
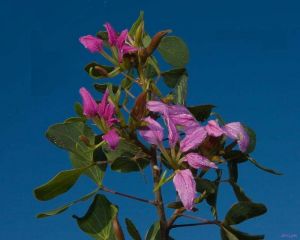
[140,30,171,63]
[93,65,108,77]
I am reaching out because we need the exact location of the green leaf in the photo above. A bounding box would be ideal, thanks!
[144,63,158,79]
[221,225,264,240]
[46,122,104,185]
[223,150,248,163]
[188,105,215,122]
[70,151,104,186]
[74,102,84,118]
[36,188,99,218]
[64,117,85,123]
[145,222,160,240]
[110,157,149,173]
[224,202,267,225]
[34,165,92,201]
[46,122,94,153]
[94,83,119,94]
[161,68,187,88]
[129,11,144,36]
[228,161,238,182]
[125,218,142,240]
[173,71,188,105]
[221,226,239,240]
[85,62,115,79]
[195,178,216,195]
[229,181,252,202]
[103,140,150,173]
[158,36,189,67]
[153,171,174,192]
[74,194,117,240]
[248,158,282,175]
[243,125,256,153]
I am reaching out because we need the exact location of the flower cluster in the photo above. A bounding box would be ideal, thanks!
[139,101,249,210]
[79,23,138,62]
[79,87,120,149]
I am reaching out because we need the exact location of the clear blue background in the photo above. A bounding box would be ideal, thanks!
[1,0,299,239]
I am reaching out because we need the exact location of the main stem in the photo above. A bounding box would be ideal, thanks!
[150,146,168,240]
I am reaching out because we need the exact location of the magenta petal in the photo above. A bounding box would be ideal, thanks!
[104,23,118,46]
[180,127,207,152]
[173,169,196,210]
[98,89,109,116]
[102,129,120,150]
[118,44,139,62]
[223,122,249,152]
[183,153,218,169]
[165,116,179,147]
[116,29,128,49]
[79,87,98,118]
[205,120,224,137]
[79,35,103,53]
[147,101,169,114]
[139,117,164,145]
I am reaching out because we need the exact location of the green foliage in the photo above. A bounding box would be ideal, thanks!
[94,83,119,94]
[188,104,215,122]
[125,218,142,240]
[74,194,118,240]
[221,225,264,240]
[85,62,117,79]
[34,165,92,201]
[229,181,252,202]
[129,11,144,36]
[46,122,93,153]
[224,201,267,225]
[36,188,99,218]
[103,140,150,173]
[145,222,160,240]
[173,70,188,105]
[46,122,105,185]
[248,157,282,175]
[158,36,189,67]
[161,68,187,88]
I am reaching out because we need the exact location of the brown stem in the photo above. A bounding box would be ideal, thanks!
[100,186,156,205]
[167,207,186,230]
[150,146,168,240]
[170,221,219,229]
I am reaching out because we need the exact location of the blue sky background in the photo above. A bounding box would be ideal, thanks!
[0,0,299,239]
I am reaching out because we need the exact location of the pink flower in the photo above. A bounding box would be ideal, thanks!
[104,23,138,62]
[173,169,196,210]
[205,120,224,137]
[223,122,249,152]
[79,87,98,118]
[102,129,120,150]
[183,153,218,169]
[147,101,179,147]
[104,23,118,46]
[79,35,103,53]
[180,126,207,152]
[139,117,164,145]
[97,89,118,127]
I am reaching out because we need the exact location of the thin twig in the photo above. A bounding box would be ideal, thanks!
[170,221,218,229]
[150,146,168,240]
[167,207,186,229]
[100,186,156,206]
[179,214,221,226]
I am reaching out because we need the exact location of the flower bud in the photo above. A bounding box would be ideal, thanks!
[140,30,171,62]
